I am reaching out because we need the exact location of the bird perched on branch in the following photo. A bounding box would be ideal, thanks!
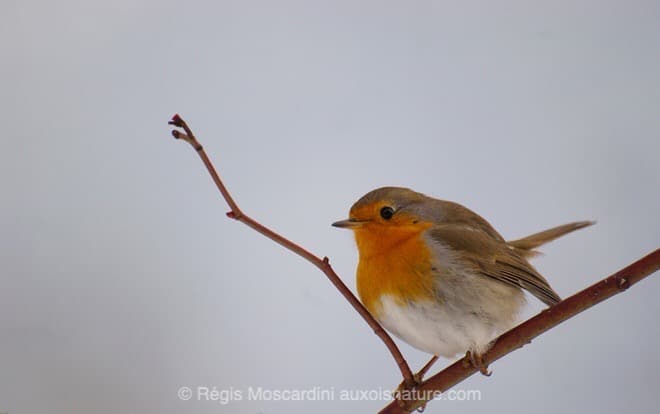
[333,187,593,379]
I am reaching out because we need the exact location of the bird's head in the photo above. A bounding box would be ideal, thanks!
[333,187,434,257]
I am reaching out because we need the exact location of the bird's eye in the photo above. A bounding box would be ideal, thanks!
[380,206,395,220]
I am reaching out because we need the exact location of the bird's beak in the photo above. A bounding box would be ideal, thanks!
[332,218,366,229]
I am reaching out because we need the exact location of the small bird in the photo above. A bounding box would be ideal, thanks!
[333,187,593,378]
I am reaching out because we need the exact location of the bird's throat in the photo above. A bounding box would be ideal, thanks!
[354,224,436,316]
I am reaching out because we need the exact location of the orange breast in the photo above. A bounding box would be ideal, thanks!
[354,222,437,316]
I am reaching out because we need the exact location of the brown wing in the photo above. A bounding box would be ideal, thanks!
[427,224,561,306]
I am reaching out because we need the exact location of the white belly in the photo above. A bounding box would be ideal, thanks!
[376,276,525,358]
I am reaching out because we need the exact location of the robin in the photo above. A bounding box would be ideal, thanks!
[333,187,593,379]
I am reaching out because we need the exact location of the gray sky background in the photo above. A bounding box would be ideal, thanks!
[2,1,659,413]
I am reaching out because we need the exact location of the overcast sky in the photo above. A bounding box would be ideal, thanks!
[2,1,659,413]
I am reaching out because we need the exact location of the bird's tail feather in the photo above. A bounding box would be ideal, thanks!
[508,221,595,258]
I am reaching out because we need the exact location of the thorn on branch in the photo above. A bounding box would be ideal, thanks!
[323,257,330,264]
[617,277,630,290]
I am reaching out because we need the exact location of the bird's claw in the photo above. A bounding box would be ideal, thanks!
[466,350,492,376]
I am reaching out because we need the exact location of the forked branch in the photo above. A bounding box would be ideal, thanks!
[168,114,660,413]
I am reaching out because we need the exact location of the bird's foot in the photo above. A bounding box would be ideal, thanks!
[465,350,492,376]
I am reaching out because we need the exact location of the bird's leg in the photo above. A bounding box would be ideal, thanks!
[465,350,492,376]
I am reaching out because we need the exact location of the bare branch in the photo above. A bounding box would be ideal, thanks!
[379,248,660,413]
[168,114,416,387]
[168,114,659,412]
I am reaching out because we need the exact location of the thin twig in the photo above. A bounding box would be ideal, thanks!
[379,248,660,413]
[168,114,416,387]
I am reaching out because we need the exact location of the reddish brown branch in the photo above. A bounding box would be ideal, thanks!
[168,114,659,413]
[168,114,415,387]
[379,248,660,413]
